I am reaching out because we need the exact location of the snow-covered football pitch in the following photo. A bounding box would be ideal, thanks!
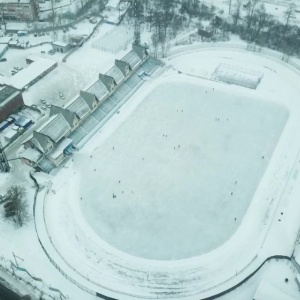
[78,77,287,260]
[43,50,300,299]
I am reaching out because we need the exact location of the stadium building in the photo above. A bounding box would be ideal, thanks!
[22,44,163,173]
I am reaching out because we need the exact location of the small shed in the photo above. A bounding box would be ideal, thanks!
[52,41,70,53]
[4,129,18,142]
[21,147,42,167]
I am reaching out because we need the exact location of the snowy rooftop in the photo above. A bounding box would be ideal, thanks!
[66,96,90,119]
[40,114,71,143]
[4,129,18,139]
[48,138,73,160]
[121,51,141,70]
[86,80,108,102]
[8,58,57,90]
[106,65,124,84]
[0,37,12,44]
[21,147,42,163]
[52,41,69,47]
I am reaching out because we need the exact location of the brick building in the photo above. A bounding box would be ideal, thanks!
[0,0,39,22]
[0,86,24,122]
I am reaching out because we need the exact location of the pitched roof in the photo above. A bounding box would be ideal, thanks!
[99,74,116,92]
[50,105,77,127]
[39,113,71,143]
[115,59,131,76]
[106,65,124,84]
[121,50,141,70]
[80,90,97,109]
[66,96,90,119]
[132,44,148,59]
[21,147,42,163]
[32,131,53,153]
[87,79,108,102]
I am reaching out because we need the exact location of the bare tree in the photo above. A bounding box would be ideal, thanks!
[244,0,260,32]
[253,3,272,40]
[284,3,296,28]
[3,185,30,227]
[232,0,243,26]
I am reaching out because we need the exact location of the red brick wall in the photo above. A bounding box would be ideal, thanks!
[0,93,24,123]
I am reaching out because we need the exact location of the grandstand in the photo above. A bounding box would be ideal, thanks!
[23,44,163,173]
[68,57,162,148]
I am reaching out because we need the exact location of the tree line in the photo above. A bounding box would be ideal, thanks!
[127,0,300,57]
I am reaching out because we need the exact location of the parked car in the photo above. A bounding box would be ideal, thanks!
[0,58,7,62]
[41,106,46,111]
[47,103,51,108]
[12,125,19,131]
[41,99,46,104]
[6,118,14,125]
[41,50,45,54]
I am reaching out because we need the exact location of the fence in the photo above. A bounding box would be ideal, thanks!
[151,42,300,77]
[91,25,134,54]
[62,18,104,62]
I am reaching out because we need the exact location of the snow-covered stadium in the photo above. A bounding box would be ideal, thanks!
[28,45,300,300]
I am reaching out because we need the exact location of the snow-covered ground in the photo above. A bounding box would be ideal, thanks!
[78,77,287,260]
[35,49,300,299]
[91,25,134,54]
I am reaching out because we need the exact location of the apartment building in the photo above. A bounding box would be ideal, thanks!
[0,0,39,21]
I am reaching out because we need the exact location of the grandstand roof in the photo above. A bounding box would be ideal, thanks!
[66,96,90,119]
[80,90,97,109]
[106,65,124,84]
[39,114,71,143]
[50,105,77,127]
[121,50,141,70]
[87,80,108,102]
[115,59,131,76]
[132,44,148,59]
[99,74,116,92]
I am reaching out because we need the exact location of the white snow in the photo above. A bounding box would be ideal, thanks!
[78,77,287,260]
[37,49,300,299]
[7,58,57,90]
